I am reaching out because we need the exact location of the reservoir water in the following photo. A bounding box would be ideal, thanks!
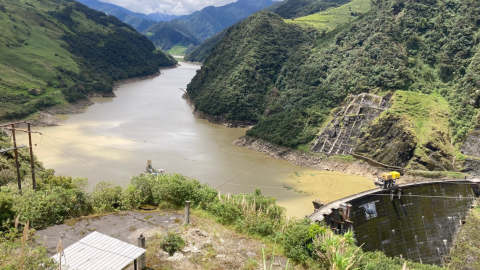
[24,62,375,217]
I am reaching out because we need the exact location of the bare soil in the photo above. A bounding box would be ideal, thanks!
[36,210,292,270]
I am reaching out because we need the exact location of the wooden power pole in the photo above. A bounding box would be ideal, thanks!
[27,123,36,190]
[11,123,22,192]
[0,121,41,191]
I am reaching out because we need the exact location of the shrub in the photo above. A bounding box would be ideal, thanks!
[283,219,324,263]
[91,181,125,212]
[0,192,14,230]
[12,187,90,228]
[160,231,185,256]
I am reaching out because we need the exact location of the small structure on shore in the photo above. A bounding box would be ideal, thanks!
[51,231,146,270]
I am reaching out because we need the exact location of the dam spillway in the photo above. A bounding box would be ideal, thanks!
[310,179,480,265]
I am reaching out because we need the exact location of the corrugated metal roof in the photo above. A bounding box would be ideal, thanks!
[51,231,146,270]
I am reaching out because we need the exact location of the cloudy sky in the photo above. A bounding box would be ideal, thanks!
[100,0,241,15]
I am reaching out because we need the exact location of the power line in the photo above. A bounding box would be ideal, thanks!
[43,135,125,181]
[36,138,123,182]
[216,158,268,189]
[370,194,477,200]
[38,133,277,171]
[48,126,265,157]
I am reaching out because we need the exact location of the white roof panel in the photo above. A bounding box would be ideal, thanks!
[51,231,146,270]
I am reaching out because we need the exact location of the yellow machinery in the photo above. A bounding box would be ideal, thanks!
[381,171,401,180]
[377,171,401,189]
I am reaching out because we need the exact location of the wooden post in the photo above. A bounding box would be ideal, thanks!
[27,123,36,190]
[137,234,145,270]
[185,201,190,225]
[11,124,21,192]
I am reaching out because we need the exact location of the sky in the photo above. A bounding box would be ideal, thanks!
[100,0,241,15]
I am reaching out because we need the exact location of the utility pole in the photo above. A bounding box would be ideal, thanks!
[27,123,36,190]
[0,121,41,191]
[11,123,22,192]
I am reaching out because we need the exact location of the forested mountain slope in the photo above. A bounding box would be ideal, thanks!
[143,19,202,52]
[182,0,277,40]
[185,0,356,63]
[184,28,229,63]
[274,0,352,18]
[0,0,176,120]
[187,0,480,171]
[76,0,157,32]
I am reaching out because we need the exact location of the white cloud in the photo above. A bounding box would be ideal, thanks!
[100,0,239,15]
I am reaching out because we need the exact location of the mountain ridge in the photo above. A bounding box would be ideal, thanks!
[186,0,480,172]
[0,0,176,120]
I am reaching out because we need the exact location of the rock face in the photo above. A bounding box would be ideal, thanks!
[312,93,389,155]
[233,136,446,183]
[462,127,480,175]
[355,113,417,168]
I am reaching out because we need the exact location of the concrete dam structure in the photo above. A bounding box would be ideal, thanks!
[310,179,480,265]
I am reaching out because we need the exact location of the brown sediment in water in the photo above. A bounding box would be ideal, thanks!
[26,65,179,127]
[232,135,451,184]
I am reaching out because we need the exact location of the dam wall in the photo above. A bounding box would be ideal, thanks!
[310,180,480,265]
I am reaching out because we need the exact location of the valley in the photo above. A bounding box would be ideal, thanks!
[2,0,480,268]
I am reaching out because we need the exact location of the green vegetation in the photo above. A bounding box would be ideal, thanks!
[287,0,372,31]
[187,0,480,169]
[142,19,201,52]
[0,0,176,120]
[76,0,156,32]
[0,173,443,269]
[182,0,277,40]
[167,45,189,56]
[0,132,443,268]
[160,231,185,256]
[449,201,480,270]
[274,0,352,19]
[184,28,228,63]
[355,91,456,170]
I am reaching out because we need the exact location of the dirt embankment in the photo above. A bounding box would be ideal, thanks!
[233,136,442,184]
[182,93,255,128]
[37,210,289,270]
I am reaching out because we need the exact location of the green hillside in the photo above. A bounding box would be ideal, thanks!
[184,27,228,62]
[287,0,372,31]
[143,19,202,53]
[274,0,352,19]
[0,0,176,120]
[187,0,480,170]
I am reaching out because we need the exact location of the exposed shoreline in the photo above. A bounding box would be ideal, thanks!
[232,136,439,184]
[28,65,179,127]
[181,94,462,183]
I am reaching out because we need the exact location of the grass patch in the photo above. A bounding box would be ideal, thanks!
[328,155,357,163]
[287,0,373,32]
[449,201,480,269]
[167,45,188,56]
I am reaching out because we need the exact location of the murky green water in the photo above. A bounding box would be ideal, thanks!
[22,62,375,217]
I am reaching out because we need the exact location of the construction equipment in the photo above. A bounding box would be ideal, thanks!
[144,160,164,176]
[375,171,401,189]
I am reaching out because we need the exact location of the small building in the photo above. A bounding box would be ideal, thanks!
[51,231,146,270]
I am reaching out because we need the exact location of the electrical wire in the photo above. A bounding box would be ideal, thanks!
[216,157,268,189]
[43,135,125,181]
[48,126,265,157]
[369,194,477,199]
[36,139,123,182]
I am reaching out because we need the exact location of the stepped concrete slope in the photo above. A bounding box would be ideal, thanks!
[311,93,389,155]
[310,179,480,265]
